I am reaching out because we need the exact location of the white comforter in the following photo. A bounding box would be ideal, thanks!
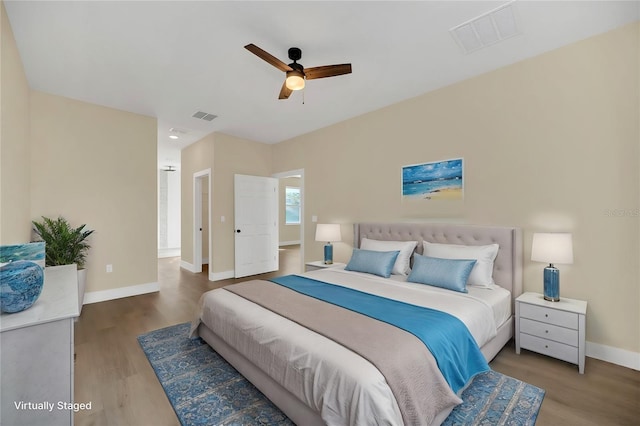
[193,268,501,425]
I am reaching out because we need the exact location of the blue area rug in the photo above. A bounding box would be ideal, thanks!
[138,323,544,426]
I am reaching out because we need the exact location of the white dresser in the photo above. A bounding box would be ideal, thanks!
[1,264,79,425]
[515,291,587,373]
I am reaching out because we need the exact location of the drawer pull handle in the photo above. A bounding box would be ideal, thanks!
[545,314,548,318]
[545,345,548,348]
[545,330,549,333]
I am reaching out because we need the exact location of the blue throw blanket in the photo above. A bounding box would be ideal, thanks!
[270,274,489,393]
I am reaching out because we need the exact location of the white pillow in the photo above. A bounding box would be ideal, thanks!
[360,238,418,275]
[422,241,499,288]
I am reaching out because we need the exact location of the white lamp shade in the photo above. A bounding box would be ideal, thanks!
[315,224,341,243]
[285,71,305,91]
[531,233,574,265]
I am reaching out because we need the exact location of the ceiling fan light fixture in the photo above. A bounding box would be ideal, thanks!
[285,70,305,91]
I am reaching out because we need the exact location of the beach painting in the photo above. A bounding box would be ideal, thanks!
[402,158,464,200]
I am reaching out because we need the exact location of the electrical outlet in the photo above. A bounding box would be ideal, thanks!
[106,264,113,273]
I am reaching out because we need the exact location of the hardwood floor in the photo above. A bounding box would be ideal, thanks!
[74,247,639,425]
[74,246,302,426]
[492,342,639,425]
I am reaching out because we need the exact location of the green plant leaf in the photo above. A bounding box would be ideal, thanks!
[32,216,94,268]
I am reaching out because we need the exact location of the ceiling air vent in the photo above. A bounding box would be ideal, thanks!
[450,1,520,54]
[192,111,218,121]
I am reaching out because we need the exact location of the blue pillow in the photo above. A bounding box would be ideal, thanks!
[345,249,400,278]
[407,254,477,293]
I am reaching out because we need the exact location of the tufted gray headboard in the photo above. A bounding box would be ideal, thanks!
[354,222,523,300]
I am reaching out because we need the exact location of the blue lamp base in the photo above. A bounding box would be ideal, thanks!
[543,265,560,302]
[324,243,333,264]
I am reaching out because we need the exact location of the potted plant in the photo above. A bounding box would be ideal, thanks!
[32,216,94,314]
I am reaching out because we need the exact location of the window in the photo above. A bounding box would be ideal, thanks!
[285,186,301,224]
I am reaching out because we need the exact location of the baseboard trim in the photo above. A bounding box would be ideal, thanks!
[180,260,198,273]
[587,341,640,371]
[84,282,160,304]
[211,270,234,281]
[158,248,181,258]
[279,241,301,246]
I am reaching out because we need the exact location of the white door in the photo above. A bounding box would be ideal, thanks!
[234,174,279,278]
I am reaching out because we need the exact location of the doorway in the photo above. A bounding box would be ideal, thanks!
[193,169,211,276]
[158,166,181,258]
[272,169,305,274]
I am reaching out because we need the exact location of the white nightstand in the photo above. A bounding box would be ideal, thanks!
[515,292,587,374]
[305,261,346,272]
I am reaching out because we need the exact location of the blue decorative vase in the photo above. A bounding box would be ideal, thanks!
[0,260,45,313]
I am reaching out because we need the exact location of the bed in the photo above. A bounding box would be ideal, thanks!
[191,222,522,425]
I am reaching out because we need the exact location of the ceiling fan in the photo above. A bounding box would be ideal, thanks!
[244,44,352,100]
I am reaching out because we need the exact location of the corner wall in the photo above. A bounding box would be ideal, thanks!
[180,132,272,276]
[0,1,31,244]
[180,134,214,270]
[29,91,158,296]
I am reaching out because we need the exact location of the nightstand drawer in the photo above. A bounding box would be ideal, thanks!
[519,303,578,329]
[520,317,578,346]
[520,333,578,364]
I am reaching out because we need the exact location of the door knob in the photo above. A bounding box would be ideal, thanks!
[236,229,241,233]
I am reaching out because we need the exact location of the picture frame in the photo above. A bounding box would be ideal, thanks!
[402,158,464,200]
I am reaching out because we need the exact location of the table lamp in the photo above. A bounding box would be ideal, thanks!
[315,224,341,264]
[531,233,574,301]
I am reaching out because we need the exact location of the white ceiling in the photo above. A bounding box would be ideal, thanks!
[5,1,638,169]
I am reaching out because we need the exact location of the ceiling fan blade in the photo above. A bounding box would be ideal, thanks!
[245,44,293,72]
[304,64,352,80]
[278,81,292,100]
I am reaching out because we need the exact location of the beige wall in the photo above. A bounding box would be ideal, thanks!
[1,5,158,296]
[0,1,31,244]
[279,176,301,244]
[180,132,272,273]
[29,91,158,293]
[273,23,640,354]
[211,133,272,273]
[180,134,214,267]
